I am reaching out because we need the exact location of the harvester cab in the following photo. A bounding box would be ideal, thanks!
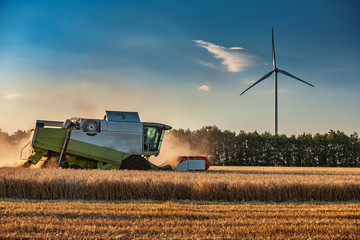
[22,111,171,170]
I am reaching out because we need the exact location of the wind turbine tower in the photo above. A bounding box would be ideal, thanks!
[240,28,315,135]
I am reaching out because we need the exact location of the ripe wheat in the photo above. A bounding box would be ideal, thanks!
[0,201,359,239]
[1,166,359,202]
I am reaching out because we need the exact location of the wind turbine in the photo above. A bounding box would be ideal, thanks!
[240,28,315,135]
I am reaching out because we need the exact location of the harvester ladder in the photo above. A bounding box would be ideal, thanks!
[57,127,72,169]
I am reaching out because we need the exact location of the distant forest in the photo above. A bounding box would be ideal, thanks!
[1,127,359,167]
[170,126,360,167]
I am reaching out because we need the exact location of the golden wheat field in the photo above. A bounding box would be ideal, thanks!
[1,166,360,239]
[1,166,359,202]
[0,201,359,239]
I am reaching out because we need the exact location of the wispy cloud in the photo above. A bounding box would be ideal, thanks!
[244,78,255,85]
[3,93,21,100]
[328,67,345,72]
[199,60,216,69]
[197,85,211,92]
[193,40,259,72]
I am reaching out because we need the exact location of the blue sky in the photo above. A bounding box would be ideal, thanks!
[0,0,359,135]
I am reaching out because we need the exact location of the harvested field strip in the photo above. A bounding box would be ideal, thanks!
[1,167,360,202]
[0,201,359,239]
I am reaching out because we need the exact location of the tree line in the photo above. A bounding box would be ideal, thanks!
[170,126,360,167]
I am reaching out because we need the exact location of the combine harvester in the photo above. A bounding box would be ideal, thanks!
[21,111,209,171]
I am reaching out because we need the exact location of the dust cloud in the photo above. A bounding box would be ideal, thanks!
[0,129,31,167]
[149,132,208,169]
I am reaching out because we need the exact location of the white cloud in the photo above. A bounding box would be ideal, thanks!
[199,60,216,69]
[193,40,258,72]
[197,85,211,92]
[244,78,255,85]
[3,93,21,100]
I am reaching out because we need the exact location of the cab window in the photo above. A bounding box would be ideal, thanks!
[144,126,161,151]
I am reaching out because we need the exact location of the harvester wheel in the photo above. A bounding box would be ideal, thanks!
[121,156,151,170]
[69,164,83,169]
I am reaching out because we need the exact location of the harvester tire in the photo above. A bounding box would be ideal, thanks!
[69,164,83,169]
[121,156,151,170]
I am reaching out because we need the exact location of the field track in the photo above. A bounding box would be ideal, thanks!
[1,166,360,202]
[1,201,359,239]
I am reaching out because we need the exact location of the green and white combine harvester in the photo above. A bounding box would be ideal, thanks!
[22,111,210,171]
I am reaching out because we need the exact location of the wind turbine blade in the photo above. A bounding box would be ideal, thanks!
[277,69,315,87]
[272,28,276,69]
[240,70,274,95]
